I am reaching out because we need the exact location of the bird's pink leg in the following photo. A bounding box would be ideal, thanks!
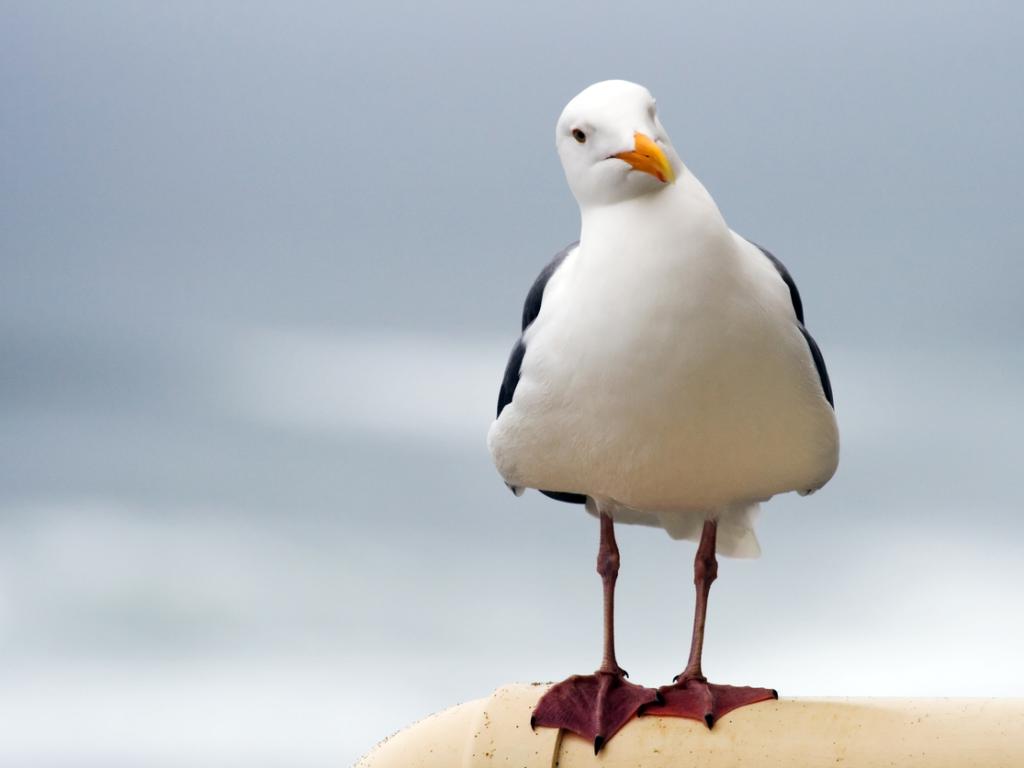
[643,520,777,726]
[532,512,659,752]
[680,517,718,682]
[597,510,626,676]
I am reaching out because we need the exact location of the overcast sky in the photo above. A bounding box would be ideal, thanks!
[2,1,1023,766]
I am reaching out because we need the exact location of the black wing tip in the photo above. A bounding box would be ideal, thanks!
[540,489,587,504]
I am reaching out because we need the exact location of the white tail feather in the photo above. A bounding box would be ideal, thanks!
[587,499,763,559]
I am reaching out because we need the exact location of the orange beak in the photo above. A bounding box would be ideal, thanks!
[613,132,675,184]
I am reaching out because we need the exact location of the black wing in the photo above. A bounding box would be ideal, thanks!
[496,338,525,419]
[521,240,578,331]
[496,241,578,418]
[496,242,586,505]
[751,241,834,409]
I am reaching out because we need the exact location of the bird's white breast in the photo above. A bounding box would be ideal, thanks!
[488,176,838,516]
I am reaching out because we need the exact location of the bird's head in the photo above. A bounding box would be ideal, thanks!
[555,80,682,208]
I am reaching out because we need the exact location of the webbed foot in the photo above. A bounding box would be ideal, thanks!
[642,676,777,727]
[532,670,659,752]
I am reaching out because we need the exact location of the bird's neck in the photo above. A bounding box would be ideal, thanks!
[578,172,731,256]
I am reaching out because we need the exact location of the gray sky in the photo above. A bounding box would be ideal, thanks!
[1,1,1023,765]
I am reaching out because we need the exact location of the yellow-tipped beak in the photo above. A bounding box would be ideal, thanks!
[614,132,675,184]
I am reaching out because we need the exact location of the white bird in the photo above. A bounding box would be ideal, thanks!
[487,80,839,751]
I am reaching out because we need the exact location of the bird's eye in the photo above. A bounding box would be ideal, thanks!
[572,129,586,144]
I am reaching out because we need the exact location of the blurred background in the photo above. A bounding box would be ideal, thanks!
[2,1,1022,765]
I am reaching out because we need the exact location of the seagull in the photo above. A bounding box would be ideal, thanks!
[487,80,839,751]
